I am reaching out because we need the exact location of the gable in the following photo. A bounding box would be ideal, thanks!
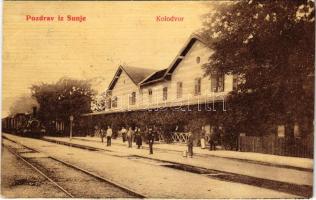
[164,35,210,77]
[139,34,211,87]
[110,69,138,97]
[108,65,155,90]
[172,40,213,79]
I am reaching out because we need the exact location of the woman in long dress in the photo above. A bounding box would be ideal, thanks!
[135,128,142,149]
[200,126,206,149]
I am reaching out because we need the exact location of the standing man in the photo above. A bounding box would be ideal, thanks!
[134,126,138,143]
[94,125,99,137]
[100,126,105,143]
[147,128,155,154]
[209,127,217,151]
[106,126,113,146]
[127,127,134,148]
[121,126,127,143]
[187,131,194,157]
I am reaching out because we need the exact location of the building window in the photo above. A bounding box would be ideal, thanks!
[129,92,136,105]
[211,71,224,92]
[177,82,183,98]
[107,98,112,109]
[194,78,201,95]
[112,96,118,108]
[148,89,153,102]
[106,90,112,109]
[233,75,238,91]
[163,87,168,101]
[196,56,201,64]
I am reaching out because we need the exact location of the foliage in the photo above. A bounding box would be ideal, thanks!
[91,91,107,112]
[31,77,96,123]
[201,0,315,137]
[78,103,226,140]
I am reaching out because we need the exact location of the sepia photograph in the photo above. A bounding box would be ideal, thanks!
[1,0,314,198]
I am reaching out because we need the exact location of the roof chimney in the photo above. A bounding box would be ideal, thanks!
[32,106,37,118]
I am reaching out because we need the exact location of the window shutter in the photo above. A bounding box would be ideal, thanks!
[133,92,136,105]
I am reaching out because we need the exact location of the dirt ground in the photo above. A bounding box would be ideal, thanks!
[1,147,67,198]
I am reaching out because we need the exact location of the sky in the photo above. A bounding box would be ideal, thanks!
[3,1,216,117]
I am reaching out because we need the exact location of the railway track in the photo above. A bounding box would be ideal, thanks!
[3,134,312,198]
[2,138,145,198]
[4,144,74,198]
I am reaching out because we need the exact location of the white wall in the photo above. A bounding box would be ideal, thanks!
[108,40,234,111]
[110,70,140,110]
[141,40,234,107]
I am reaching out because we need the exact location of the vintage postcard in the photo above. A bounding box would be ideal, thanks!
[1,0,314,198]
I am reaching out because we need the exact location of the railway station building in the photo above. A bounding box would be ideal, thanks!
[79,34,235,145]
[77,34,312,158]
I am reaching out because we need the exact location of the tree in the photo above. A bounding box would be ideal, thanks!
[31,77,96,123]
[201,0,314,137]
[91,90,111,112]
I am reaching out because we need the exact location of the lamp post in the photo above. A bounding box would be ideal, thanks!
[69,115,74,140]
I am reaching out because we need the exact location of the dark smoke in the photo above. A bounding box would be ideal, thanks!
[9,95,39,116]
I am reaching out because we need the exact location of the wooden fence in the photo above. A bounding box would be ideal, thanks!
[239,135,313,158]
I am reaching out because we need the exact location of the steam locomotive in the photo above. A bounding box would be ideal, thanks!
[2,107,46,138]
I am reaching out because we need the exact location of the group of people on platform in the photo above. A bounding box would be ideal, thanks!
[94,125,113,146]
[120,126,156,154]
[94,125,156,154]
[94,125,223,157]
[185,126,222,158]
